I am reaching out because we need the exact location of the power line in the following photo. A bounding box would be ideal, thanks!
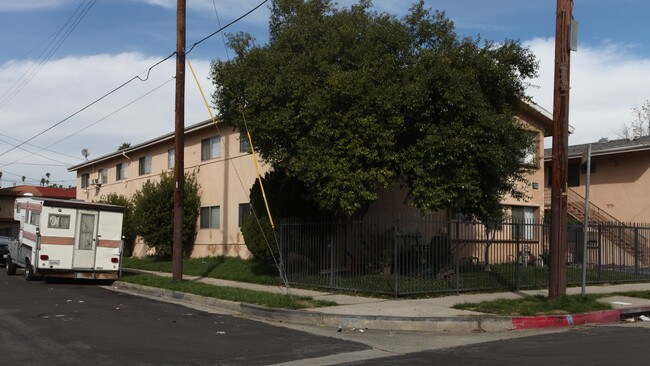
[0,0,97,110]
[0,134,79,165]
[0,0,266,162]
[2,77,174,169]
[0,132,83,161]
[0,52,176,160]
[187,0,268,55]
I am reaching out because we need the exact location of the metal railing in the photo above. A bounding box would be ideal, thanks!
[280,215,650,297]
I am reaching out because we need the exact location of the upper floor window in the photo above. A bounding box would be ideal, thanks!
[116,163,128,181]
[168,148,175,170]
[521,133,537,166]
[99,168,108,184]
[139,155,152,175]
[81,173,89,188]
[239,135,251,153]
[201,136,221,161]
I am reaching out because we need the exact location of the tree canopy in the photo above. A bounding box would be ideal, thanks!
[211,0,538,222]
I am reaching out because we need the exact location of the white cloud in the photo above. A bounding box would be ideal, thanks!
[0,52,214,187]
[525,38,650,145]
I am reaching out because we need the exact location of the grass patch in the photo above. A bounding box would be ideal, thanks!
[122,256,280,285]
[119,272,336,310]
[611,290,650,299]
[453,294,612,316]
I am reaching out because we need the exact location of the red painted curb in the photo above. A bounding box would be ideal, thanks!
[512,309,622,330]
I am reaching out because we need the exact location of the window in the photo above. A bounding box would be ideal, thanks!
[568,163,580,187]
[99,168,108,184]
[511,206,536,240]
[521,134,537,166]
[29,211,40,226]
[15,203,21,213]
[81,173,90,188]
[47,214,70,229]
[239,135,251,153]
[200,206,220,229]
[116,163,128,180]
[139,155,152,175]
[168,148,175,169]
[581,163,596,174]
[238,203,251,227]
[201,136,221,161]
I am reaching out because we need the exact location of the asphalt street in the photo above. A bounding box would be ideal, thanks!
[0,274,367,365]
[342,323,650,365]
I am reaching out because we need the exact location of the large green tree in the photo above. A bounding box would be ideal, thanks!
[211,0,537,222]
[132,171,201,257]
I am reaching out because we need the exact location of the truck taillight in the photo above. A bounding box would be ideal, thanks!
[111,258,119,263]
[40,254,49,260]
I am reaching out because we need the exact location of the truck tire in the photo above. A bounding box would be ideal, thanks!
[6,255,16,275]
[24,259,35,281]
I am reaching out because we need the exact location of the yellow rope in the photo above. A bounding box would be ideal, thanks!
[187,58,217,125]
[187,58,275,228]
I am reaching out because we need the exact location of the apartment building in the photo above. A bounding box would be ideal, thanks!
[68,119,269,258]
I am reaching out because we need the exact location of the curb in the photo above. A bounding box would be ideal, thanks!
[110,281,650,333]
[240,303,513,332]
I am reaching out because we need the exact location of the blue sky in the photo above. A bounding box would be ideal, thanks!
[1,0,650,187]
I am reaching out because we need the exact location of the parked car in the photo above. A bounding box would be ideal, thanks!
[0,235,12,266]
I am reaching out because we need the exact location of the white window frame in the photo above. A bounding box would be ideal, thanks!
[511,206,536,240]
[139,155,152,176]
[99,168,108,184]
[200,206,220,229]
[168,148,175,170]
[201,136,221,161]
[116,162,128,181]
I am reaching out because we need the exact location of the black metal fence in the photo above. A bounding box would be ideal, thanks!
[279,215,650,296]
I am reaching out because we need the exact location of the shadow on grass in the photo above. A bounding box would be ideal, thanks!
[199,256,227,278]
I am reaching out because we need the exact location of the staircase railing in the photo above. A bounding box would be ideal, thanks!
[566,187,649,266]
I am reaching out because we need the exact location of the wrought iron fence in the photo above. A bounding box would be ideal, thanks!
[279,215,650,296]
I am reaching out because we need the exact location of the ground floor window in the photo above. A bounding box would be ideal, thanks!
[511,206,536,240]
[200,206,220,229]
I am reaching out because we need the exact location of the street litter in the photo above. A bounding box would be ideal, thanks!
[337,326,342,333]
[639,315,650,321]
[216,331,226,335]
[623,318,636,323]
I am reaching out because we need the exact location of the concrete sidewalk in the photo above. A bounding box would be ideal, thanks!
[113,269,650,332]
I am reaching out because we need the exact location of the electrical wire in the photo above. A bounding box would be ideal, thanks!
[2,77,174,169]
[0,52,176,160]
[0,0,97,110]
[187,0,268,55]
[0,134,79,166]
[0,1,266,174]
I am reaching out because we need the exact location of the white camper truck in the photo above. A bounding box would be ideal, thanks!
[5,197,125,281]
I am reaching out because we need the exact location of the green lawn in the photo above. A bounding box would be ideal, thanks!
[453,294,613,316]
[119,272,336,310]
[122,256,281,285]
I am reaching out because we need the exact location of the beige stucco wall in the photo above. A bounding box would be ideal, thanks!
[568,150,650,224]
[74,125,270,258]
[499,115,547,220]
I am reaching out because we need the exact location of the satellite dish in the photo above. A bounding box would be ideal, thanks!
[81,148,90,160]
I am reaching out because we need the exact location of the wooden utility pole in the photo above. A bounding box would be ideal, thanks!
[549,0,573,299]
[172,0,186,281]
